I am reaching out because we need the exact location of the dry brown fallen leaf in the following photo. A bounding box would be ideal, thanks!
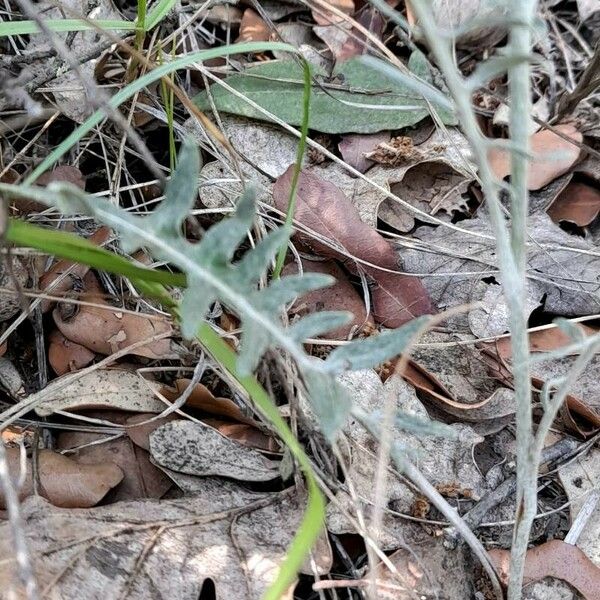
[273,166,434,327]
[161,378,257,425]
[488,540,600,600]
[0,447,122,509]
[547,180,600,227]
[48,329,96,375]
[282,258,374,339]
[237,8,270,42]
[56,410,171,501]
[39,226,110,312]
[338,131,391,174]
[53,272,174,360]
[311,0,354,26]
[488,124,583,191]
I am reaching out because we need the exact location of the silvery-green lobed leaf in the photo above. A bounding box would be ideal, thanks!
[288,312,354,342]
[325,316,430,372]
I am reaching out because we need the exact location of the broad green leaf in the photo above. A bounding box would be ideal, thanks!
[194,55,457,134]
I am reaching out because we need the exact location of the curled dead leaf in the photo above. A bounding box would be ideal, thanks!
[338,131,391,174]
[57,411,171,501]
[488,540,600,600]
[282,258,374,339]
[489,124,583,191]
[237,8,270,42]
[48,329,96,375]
[0,447,122,509]
[53,286,174,360]
[273,166,434,327]
[547,181,600,227]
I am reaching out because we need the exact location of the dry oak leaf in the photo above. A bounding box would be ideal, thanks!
[0,481,330,599]
[53,289,174,360]
[488,540,600,600]
[48,329,96,375]
[282,258,374,339]
[547,180,600,227]
[273,166,434,327]
[489,124,583,191]
[34,368,166,417]
[237,8,270,42]
[57,410,171,501]
[0,447,122,509]
[338,131,391,174]
[402,213,600,337]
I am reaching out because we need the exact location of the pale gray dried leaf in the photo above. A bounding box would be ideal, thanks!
[149,420,279,482]
[402,214,600,337]
[198,160,271,210]
[326,370,486,549]
[576,0,600,20]
[533,353,600,420]
[410,0,509,48]
[189,114,302,179]
[379,160,472,233]
[34,368,164,417]
[0,257,29,322]
[409,330,517,421]
[0,481,320,599]
[558,448,600,568]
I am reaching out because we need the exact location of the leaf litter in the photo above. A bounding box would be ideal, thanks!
[3,1,600,598]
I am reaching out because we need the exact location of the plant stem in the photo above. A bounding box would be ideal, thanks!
[507,2,538,598]
[273,59,311,278]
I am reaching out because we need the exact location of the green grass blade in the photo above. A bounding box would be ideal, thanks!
[0,18,134,37]
[7,219,185,297]
[273,58,311,278]
[197,324,325,600]
[144,0,177,30]
[24,41,297,184]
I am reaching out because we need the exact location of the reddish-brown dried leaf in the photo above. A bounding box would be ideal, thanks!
[36,165,86,190]
[0,447,122,509]
[489,124,583,191]
[203,419,281,453]
[338,131,391,173]
[161,379,257,425]
[237,8,270,42]
[547,181,600,227]
[337,8,386,61]
[125,413,180,451]
[53,288,174,360]
[39,227,111,312]
[282,258,374,339]
[48,329,96,375]
[488,540,600,600]
[273,166,434,327]
[57,411,171,501]
[311,0,354,25]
